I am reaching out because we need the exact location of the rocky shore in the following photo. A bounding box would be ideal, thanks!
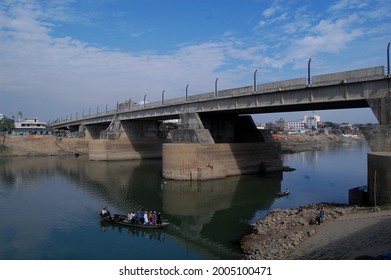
[240,203,363,260]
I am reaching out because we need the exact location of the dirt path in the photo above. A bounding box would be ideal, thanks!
[286,209,391,259]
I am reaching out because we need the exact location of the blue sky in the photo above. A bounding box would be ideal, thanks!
[0,0,390,124]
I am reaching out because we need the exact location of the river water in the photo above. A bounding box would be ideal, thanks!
[0,140,369,260]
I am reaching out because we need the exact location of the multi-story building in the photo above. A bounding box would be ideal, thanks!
[304,115,320,129]
[284,120,305,130]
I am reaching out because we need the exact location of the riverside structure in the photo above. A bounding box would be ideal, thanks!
[50,65,391,204]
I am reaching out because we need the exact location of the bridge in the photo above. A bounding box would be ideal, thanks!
[50,65,391,204]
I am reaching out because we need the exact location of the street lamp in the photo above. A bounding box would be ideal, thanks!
[186,84,189,102]
[214,78,219,98]
[387,42,390,76]
[307,58,312,86]
[253,69,258,93]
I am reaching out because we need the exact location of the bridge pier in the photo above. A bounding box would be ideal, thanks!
[162,113,282,180]
[87,119,162,161]
[363,82,391,204]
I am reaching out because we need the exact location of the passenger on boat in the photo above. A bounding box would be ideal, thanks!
[128,211,136,224]
[137,211,143,224]
[156,212,162,225]
[153,211,157,225]
[101,207,110,217]
[149,211,153,224]
[144,211,149,225]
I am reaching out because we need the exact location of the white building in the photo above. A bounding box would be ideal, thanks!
[304,114,320,129]
[12,117,53,136]
[0,114,3,120]
[284,120,305,130]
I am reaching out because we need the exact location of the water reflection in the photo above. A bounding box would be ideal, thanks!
[0,155,282,259]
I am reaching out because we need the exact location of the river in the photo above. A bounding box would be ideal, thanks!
[0,140,369,260]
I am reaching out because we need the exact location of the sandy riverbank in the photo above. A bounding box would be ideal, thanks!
[273,133,363,153]
[240,203,391,260]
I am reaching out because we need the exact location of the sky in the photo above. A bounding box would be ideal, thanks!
[0,0,390,124]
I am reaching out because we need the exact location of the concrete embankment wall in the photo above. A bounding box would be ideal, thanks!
[1,135,88,156]
[88,138,162,161]
[162,142,282,180]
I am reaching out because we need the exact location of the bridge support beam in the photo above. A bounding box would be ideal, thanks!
[162,113,282,180]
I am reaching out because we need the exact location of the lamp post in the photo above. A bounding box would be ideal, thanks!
[387,42,390,76]
[253,69,258,93]
[307,58,312,86]
[162,90,165,105]
[215,77,219,98]
[186,84,189,102]
[144,94,147,108]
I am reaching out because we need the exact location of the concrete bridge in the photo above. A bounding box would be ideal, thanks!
[50,65,391,204]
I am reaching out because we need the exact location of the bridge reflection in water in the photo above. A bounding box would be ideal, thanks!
[0,155,281,259]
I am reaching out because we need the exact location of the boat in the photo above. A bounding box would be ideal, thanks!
[98,212,170,229]
[276,189,290,197]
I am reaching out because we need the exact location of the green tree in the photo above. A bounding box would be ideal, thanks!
[0,116,14,133]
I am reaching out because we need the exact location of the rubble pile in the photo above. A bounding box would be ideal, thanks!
[240,203,359,260]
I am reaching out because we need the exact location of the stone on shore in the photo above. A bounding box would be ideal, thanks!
[240,203,359,260]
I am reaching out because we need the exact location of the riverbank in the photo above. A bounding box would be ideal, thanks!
[0,134,88,156]
[240,203,391,260]
[273,133,363,153]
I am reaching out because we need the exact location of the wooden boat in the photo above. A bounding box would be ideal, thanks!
[98,212,170,229]
[276,189,290,197]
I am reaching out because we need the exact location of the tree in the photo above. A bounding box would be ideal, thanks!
[0,116,14,133]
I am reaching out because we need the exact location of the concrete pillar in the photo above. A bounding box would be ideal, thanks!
[162,142,281,180]
[88,120,162,161]
[364,78,391,204]
[368,152,391,205]
[163,112,282,180]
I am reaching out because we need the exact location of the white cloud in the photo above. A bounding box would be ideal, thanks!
[0,0,389,123]
[0,2,257,119]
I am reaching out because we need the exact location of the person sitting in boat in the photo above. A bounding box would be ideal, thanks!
[100,207,110,217]
[156,212,162,225]
[136,211,143,224]
[128,211,136,224]
[149,211,153,224]
[153,211,157,225]
[144,211,149,225]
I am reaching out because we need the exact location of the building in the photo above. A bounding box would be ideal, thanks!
[12,117,54,136]
[303,114,320,129]
[284,120,305,131]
